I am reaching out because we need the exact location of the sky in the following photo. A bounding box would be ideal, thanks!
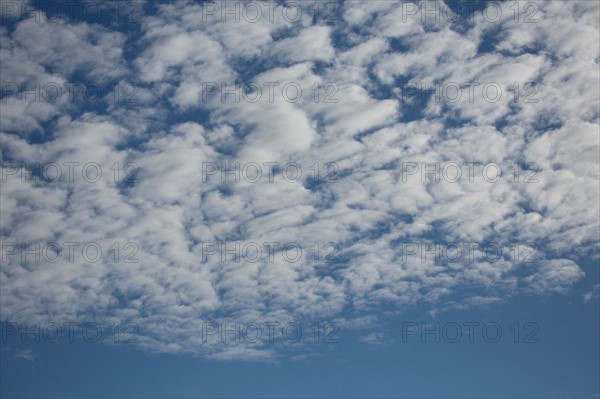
[0,0,599,397]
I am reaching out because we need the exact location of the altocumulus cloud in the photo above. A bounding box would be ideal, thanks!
[0,0,598,360]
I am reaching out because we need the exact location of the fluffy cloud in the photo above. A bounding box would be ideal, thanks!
[1,0,598,360]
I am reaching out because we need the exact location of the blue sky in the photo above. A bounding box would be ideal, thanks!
[0,0,599,397]
[2,292,599,397]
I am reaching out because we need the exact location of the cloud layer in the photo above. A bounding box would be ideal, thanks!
[1,0,598,360]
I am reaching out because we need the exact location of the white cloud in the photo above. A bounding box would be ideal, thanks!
[0,0,597,360]
[270,26,335,63]
[14,349,37,362]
